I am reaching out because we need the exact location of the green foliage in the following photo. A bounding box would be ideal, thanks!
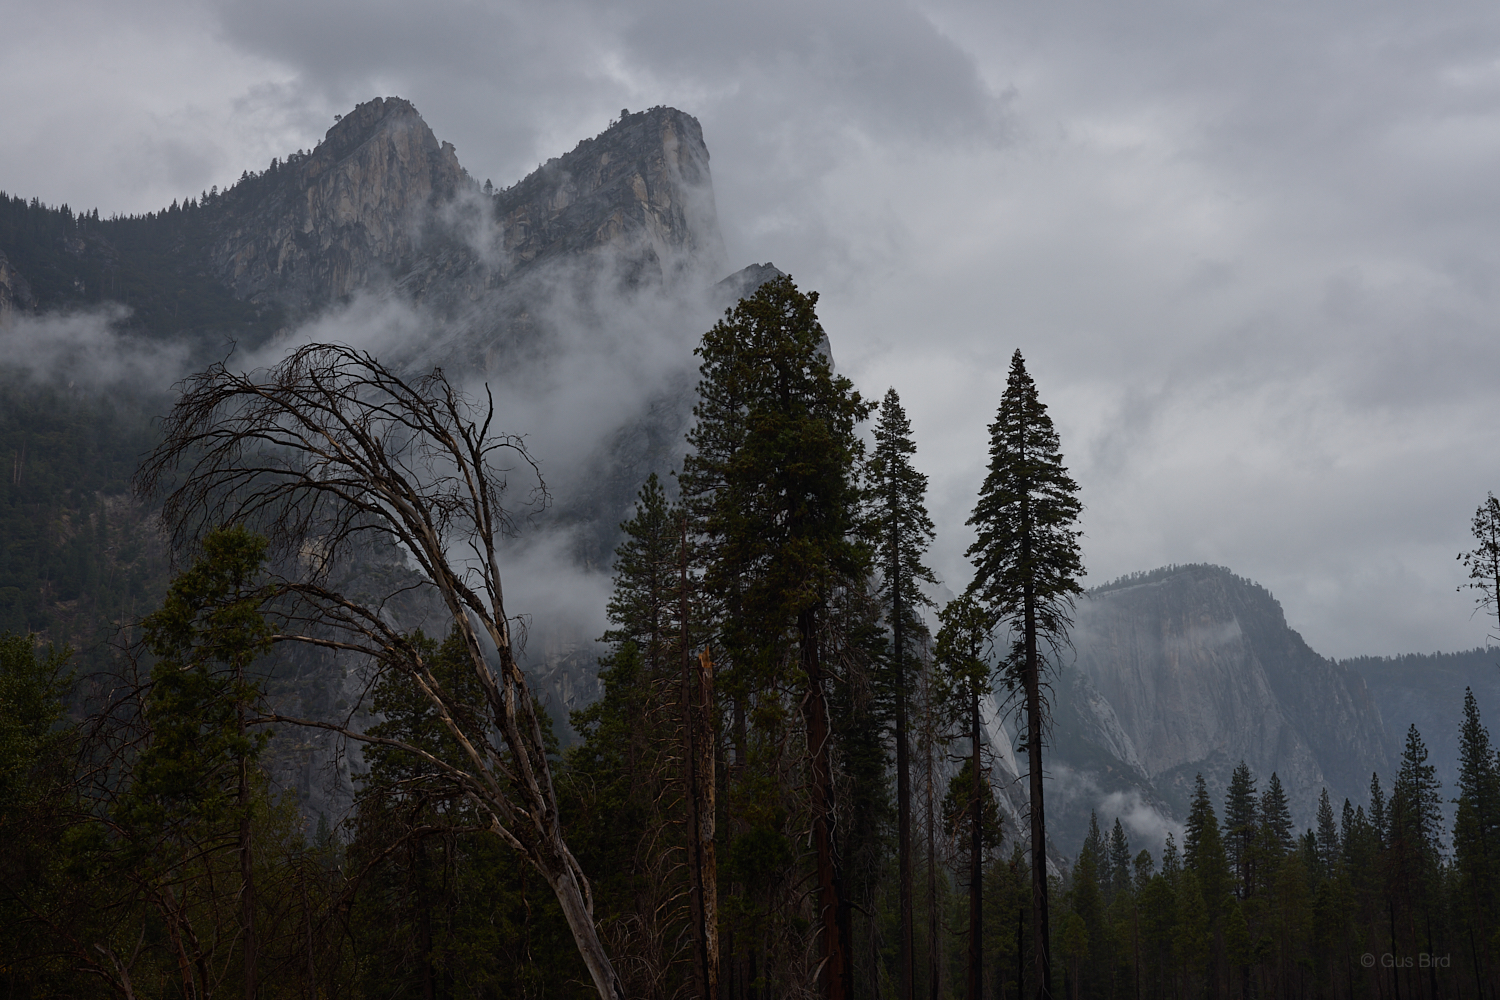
[1260,771,1295,856]
[1459,492,1500,637]
[681,273,871,684]
[349,625,588,998]
[1454,688,1500,945]
[0,190,283,341]
[0,632,72,804]
[941,758,1001,856]
[1225,759,1259,897]
[932,593,991,727]
[869,386,937,664]
[964,348,1084,675]
[125,524,272,828]
[0,376,169,652]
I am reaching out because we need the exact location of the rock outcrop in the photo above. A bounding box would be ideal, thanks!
[491,107,724,283]
[203,97,469,314]
[1051,564,1390,840]
[196,100,724,323]
[0,248,34,327]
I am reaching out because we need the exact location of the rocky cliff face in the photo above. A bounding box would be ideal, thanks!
[0,248,35,328]
[202,97,469,314]
[491,107,724,283]
[1049,564,1391,843]
[197,100,723,323]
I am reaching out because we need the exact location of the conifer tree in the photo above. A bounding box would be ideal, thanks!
[934,593,993,1000]
[1392,725,1444,859]
[568,474,702,996]
[1315,789,1341,877]
[1261,773,1295,856]
[1108,819,1132,903]
[1224,760,1258,898]
[1186,775,1230,900]
[1066,813,1111,995]
[1454,687,1499,988]
[680,275,870,1000]
[1369,772,1388,849]
[868,387,936,1000]
[134,525,273,1000]
[965,349,1083,999]
[1459,492,1500,639]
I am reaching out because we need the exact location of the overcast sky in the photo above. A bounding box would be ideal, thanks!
[4,0,1499,658]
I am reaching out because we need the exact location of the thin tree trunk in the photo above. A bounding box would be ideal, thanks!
[303,874,317,1000]
[970,692,984,1000]
[238,683,256,1000]
[800,609,849,1000]
[1023,572,1052,999]
[926,663,941,1000]
[1017,907,1025,1000]
[895,527,915,1000]
[697,648,720,1000]
[683,524,717,1000]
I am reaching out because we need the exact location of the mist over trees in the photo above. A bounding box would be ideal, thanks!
[1,269,1499,1000]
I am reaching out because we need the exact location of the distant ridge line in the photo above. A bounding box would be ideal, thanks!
[1089,562,1264,596]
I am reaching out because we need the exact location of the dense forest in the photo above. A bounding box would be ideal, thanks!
[1,275,1498,1000]
[0,192,283,342]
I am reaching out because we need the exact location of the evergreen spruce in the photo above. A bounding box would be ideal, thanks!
[868,387,936,1000]
[1224,760,1258,899]
[934,593,993,1000]
[1454,687,1500,988]
[1369,772,1388,849]
[1459,492,1500,639]
[1108,818,1133,904]
[680,274,871,1000]
[1315,788,1341,877]
[1260,772,1295,856]
[965,349,1083,999]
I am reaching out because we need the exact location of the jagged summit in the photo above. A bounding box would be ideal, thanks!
[0,97,728,331]
[205,96,469,314]
[491,107,725,280]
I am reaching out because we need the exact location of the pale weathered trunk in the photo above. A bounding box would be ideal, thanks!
[536,842,626,1000]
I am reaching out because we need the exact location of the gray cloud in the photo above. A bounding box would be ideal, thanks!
[5,0,1500,656]
[0,307,191,388]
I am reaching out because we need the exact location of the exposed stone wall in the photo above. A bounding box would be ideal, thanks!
[204,97,470,313]
[1069,565,1390,820]
[0,248,35,327]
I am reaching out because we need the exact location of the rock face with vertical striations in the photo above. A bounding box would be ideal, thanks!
[0,248,35,327]
[194,100,725,323]
[1043,564,1391,851]
[202,97,469,315]
[490,108,724,283]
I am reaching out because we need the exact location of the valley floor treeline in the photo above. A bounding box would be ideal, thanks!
[2,277,1499,999]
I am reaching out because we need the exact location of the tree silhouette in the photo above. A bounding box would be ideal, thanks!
[965,349,1084,999]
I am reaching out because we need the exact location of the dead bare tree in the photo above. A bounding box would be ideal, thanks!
[135,343,625,1000]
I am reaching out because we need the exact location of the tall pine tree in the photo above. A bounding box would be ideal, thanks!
[934,592,994,1000]
[680,275,871,1000]
[868,387,936,1000]
[965,349,1084,1000]
[1459,492,1500,640]
[1454,688,1500,988]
